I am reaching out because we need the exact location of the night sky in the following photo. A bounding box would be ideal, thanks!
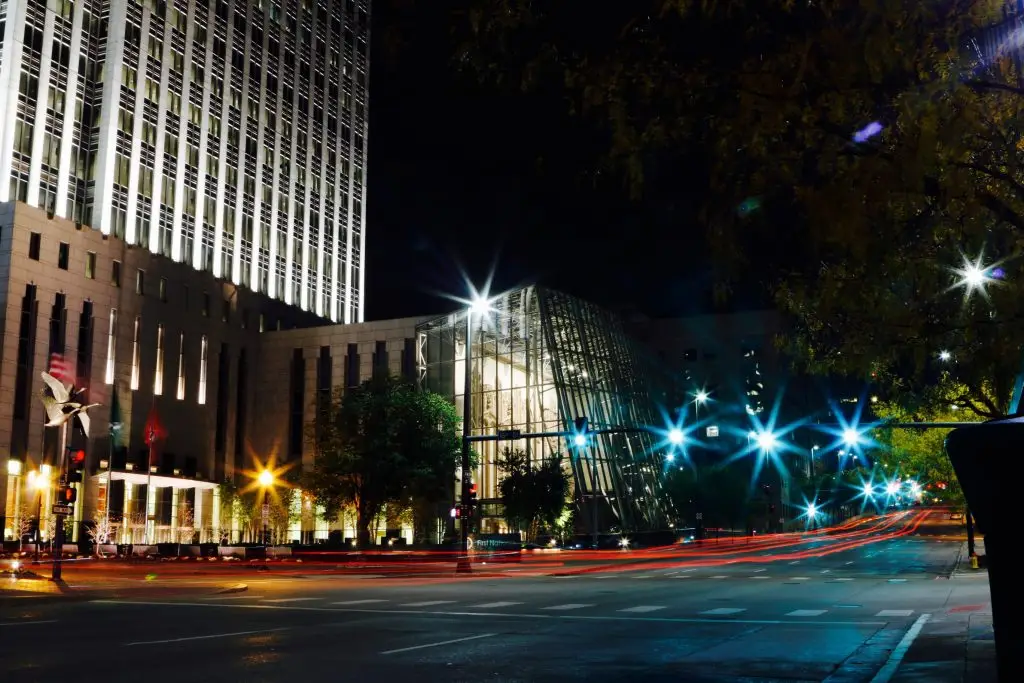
[364,4,762,321]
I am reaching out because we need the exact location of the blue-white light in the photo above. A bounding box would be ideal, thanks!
[573,433,587,447]
[668,428,684,446]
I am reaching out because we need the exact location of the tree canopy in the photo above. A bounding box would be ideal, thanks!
[496,448,571,541]
[452,0,1024,415]
[303,375,461,547]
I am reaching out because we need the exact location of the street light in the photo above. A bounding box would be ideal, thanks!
[258,469,274,546]
[694,391,709,404]
[29,469,49,564]
[939,350,952,362]
[755,431,777,452]
[668,428,684,446]
[842,428,860,447]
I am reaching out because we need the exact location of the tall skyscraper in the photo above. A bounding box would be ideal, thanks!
[0,0,369,322]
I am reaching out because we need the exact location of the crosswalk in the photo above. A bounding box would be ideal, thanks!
[200,594,923,620]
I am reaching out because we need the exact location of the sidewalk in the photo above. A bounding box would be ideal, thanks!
[889,544,995,682]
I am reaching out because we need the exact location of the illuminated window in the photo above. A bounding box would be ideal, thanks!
[104,309,118,384]
[176,333,186,400]
[198,335,208,405]
[130,317,141,390]
[154,324,165,395]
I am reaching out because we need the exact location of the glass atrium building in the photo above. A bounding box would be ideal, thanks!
[416,286,672,534]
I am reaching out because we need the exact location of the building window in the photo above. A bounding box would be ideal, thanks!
[159,278,167,302]
[202,292,210,317]
[222,299,230,322]
[85,252,96,279]
[136,270,145,295]
[28,232,42,260]
[105,309,118,384]
[198,335,208,405]
[374,341,388,375]
[58,242,70,270]
[259,313,265,333]
[176,333,186,400]
[130,317,141,390]
[154,324,165,395]
[345,343,359,387]
[112,260,122,287]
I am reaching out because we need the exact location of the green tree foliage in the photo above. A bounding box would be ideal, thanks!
[872,400,966,506]
[496,447,571,541]
[453,0,1024,414]
[303,375,461,548]
[663,464,751,530]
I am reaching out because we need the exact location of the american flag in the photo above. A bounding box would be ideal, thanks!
[49,352,73,383]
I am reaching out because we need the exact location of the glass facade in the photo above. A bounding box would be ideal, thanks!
[417,286,671,533]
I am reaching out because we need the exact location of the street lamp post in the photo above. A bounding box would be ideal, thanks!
[258,469,274,546]
[458,297,490,574]
[28,469,48,564]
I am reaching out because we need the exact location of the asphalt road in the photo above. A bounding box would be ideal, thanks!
[0,510,991,682]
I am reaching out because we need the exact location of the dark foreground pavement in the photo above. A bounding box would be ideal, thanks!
[0,511,995,682]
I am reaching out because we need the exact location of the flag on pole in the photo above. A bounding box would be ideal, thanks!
[144,405,167,447]
[49,352,73,383]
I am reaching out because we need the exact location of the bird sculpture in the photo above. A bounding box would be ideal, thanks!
[40,371,100,437]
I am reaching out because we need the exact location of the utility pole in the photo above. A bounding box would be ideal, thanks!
[457,309,474,574]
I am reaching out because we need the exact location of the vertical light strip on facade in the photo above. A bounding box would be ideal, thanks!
[198,333,208,405]
[176,331,186,400]
[105,308,118,384]
[0,0,372,320]
[154,323,165,395]
[130,316,142,390]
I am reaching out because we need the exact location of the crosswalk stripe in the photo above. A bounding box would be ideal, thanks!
[833,578,854,582]
[700,607,746,615]
[331,599,388,605]
[710,576,728,579]
[876,609,914,617]
[786,609,827,617]
[261,598,319,603]
[472,602,522,609]
[618,605,666,613]
[790,577,810,580]
[542,604,593,611]
[751,576,770,579]
[401,600,456,607]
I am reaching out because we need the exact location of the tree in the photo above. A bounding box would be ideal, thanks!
[176,501,196,544]
[872,400,967,506]
[303,375,461,548]
[14,504,33,551]
[454,1,1024,414]
[496,448,571,541]
[88,514,120,554]
[124,511,147,545]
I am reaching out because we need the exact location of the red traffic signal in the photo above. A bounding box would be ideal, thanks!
[467,483,478,506]
[70,449,86,465]
[59,486,77,504]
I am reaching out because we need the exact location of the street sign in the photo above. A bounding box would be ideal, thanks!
[705,425,720,438]
[52,504,73,516]
[496,429,521,440]
[696,512,703,520]
[779,517,785,524]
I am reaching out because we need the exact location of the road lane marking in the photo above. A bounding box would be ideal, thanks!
[786,610,827,617]
[752,568,766,573]
[710,575,727,579]
[0,620,57,627]
[876,610,914,617]
[699,608,746,616]
[380,633,497,655]
[261,598,320,603]
[791,577,810,580]
[124,627,290,646]
[751,576,770,580]
[91,600,888,627]
[789,561,801,565]
[593,575,615,579]
[542,604,592,611]
[331,599,388,605]
[679,568,697,572]
[887,579,907,583]
[619,606,666,613]
[869,614,931,683]
[205,595,265,601]
[820,570,831,574]
[832,578,854,582]
[400,600,456,607]
[472,601,522,609]
[845,561,854,565]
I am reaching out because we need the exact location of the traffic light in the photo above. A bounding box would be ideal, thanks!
[67,449,86,483]
[467,482,478,507]
[59,486,77,504]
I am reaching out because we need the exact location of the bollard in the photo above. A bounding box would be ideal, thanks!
[970,554,979,570]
